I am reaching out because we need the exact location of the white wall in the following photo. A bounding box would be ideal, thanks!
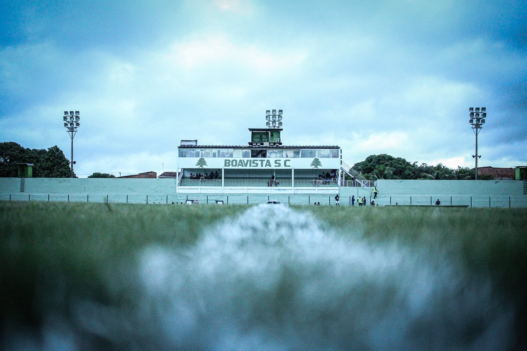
[0,178,177,195]
[376,180,523,196]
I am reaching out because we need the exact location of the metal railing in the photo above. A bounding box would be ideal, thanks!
[3,193,525,207]
[362,195,527,208]
[343,179,374,187]
[179,178,339,188]
[341,161,371,187]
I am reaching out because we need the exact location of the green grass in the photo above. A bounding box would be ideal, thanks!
[1,202,527,348]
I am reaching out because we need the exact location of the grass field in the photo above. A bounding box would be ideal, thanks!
[1,202,526,350]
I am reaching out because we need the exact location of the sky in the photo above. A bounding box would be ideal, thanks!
[1,0,526,177]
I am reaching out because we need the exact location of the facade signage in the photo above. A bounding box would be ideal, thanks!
[178,157,339,169]
[224,159,291,168]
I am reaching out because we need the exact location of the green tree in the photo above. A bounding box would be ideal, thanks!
[352,154,493,180]
[353,154,417,180]
[311,158,322,169]
[0,142,27,177]
[38,146,72,177]
[88,172,116,178]
[0,142,74,177]
[196,158,207,168]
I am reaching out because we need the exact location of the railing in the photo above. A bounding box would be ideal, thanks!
[340,161,371,187]
[343,179,374,188]
[357,194,527,208]
[1,193,526,207]
[179,178,339,187]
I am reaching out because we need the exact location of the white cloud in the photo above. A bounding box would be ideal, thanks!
[165,34,306,73]
[1,0,525,177]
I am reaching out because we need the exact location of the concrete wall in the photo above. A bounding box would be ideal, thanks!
[376,180,523,196]
[0,178,177,195]
[1,178,525,207]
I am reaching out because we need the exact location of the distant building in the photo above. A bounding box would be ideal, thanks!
[159,172,179,178]
[118,171,157,179]
[478,166,514,180]
[516,166,526,181]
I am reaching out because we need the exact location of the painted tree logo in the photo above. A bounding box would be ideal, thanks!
[311,158,322,169]
[196,158,207,168]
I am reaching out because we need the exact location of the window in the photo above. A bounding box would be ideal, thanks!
[330,149,339,158]
[301,149,316,158]
[268,150,284,158]
[285,150,300,158]
[219,149,233,157]
[179,149,200,157]
[318,149,331,158]
[233,149,251,158]
[251,150,267,158]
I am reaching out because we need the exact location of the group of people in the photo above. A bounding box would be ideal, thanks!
[350,195,376,206]
[190,171,221,180]
[314,170,338,185]
[268,175,280,187]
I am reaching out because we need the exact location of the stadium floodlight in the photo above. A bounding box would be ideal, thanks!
[469,107,487,180]
[63,110,81,178]
[265,109,283,129]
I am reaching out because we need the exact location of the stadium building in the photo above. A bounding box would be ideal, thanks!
[176,110,342,194]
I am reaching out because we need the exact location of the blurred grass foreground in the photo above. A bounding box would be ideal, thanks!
[1,202,526,350]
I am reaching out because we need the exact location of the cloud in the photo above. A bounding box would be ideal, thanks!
[0,0,526,176]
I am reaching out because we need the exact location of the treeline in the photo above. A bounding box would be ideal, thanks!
[0,142,73,177]
[88,172,115,178]
[351,154,492,180]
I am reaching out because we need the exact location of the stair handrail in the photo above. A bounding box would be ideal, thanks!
[341,161,369,187]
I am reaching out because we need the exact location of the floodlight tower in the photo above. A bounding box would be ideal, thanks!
[63,111,81,178]
[469,107,486,180]
[265,109,283,128]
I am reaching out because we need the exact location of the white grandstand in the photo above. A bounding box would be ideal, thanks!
[177,110,342,194]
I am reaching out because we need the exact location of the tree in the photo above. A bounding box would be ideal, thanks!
[0,142,27,177]
[196,158,207,168]
[38,146,72,177]
[88,172,116,178]
[0,142,74,177]
[353,154,416,180]
[352,154,493,180]
[311,158,322,169]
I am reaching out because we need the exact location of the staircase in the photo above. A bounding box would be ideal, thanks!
[341,161,371,187]
[20,178,25,192]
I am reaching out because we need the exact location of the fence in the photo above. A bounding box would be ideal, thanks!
[373,195,527,208]
[1,193,526,207]
[0,193,339,205]
[342,179,374,187]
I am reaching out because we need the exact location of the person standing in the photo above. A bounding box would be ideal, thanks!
[351,195,355,206]
[335,194,340,206]
[358,196,362,206]
[363,197,366,206]
[373,187,378,199]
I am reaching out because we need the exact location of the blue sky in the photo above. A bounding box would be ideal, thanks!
[1,0,526,177]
